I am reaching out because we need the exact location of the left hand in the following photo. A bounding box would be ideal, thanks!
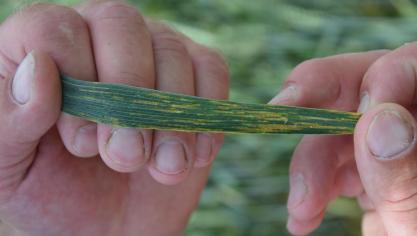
[0,1,228,235]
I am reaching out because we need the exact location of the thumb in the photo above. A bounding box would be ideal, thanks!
[0,51,61,199]
[354,103,417,235]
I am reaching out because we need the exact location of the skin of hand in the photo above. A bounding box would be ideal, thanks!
[0,1,228,235]
[269,47,417,235]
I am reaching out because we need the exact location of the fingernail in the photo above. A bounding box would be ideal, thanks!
[154,141,187,175]
[195,133,214,166]
[269,85,298,105]
[73,124,98,157]
[287,173,308,209]
[106,128,145,165]
[367,111,414,159]
[12,52,35,104]
[358,92,370,113]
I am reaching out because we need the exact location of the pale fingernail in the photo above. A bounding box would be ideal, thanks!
[154,141,187,175]
[358,92,370,113]
[107,128,145,165]
[12,52,35,104]
[269,85,298,105]
[367,111,414,159]
[73,124,98,157]
[195,133,214,166]
[287,173,308,209]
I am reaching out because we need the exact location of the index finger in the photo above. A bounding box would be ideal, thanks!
[0,3,99,157]
[270,50,389,111]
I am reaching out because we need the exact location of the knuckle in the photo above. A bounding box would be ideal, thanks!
[366,56,387,77]
[361,53,417,107]
[152,30,189,63]
[91,1,145,26]
[365,55,415,86]
[289,57,342,104]
[116,71,149,86]
[195,48,229,84]
[292,58,328,79]
[362,62,386,94]
[21,4,86,49]
[379,178,417,213]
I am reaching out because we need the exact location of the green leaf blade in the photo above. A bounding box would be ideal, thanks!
[62,76,360,134]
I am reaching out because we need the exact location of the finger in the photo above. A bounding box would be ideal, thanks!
[0,3,99,157]
[287,210,325,236]
[272,51,387,234]
[335,161,363,197]
[362,211,387,236]
[357,192,375,212]
[146,21,196,185]
[269,50,389,110]
[181,39,229,168]
[78,1,155,172]
[359,43,417,112]
[286,136,344,234]
[0,51,60,199]
[355,103,417,235]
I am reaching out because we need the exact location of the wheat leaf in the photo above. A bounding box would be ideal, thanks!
[61,76,360,134]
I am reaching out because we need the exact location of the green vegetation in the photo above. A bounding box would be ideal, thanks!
[3,0,417,235]
[62,76,360,134]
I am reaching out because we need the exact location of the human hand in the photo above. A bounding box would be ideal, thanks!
[270,47,417,235]
[0,1,228,235]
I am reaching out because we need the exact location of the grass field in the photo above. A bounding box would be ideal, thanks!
[2,0,417,235]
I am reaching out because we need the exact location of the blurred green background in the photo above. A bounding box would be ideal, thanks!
[2,0,417,235]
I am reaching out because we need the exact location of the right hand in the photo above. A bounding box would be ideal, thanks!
[270,46,417,235]
[0,1,228,235]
